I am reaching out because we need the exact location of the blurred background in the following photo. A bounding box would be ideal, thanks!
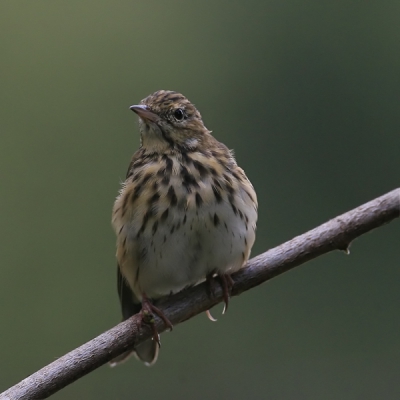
[1,1,399,399]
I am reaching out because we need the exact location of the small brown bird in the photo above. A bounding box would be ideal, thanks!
[111,90,257,366]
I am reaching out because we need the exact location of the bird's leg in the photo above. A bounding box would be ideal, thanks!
[206,273,235,315]
[206,272,217,298]
[140,293,173,346]
[219,273,235,314]
[205,273,218,321]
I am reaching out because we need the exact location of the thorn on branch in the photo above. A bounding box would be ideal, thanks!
[338,243,351,254]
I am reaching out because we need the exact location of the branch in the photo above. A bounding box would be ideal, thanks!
[1,189,399,400]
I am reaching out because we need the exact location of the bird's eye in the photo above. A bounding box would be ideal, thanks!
[173,108,185,121]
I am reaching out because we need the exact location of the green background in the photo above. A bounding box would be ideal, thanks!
[1,1,399,399]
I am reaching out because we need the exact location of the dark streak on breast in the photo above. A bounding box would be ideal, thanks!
[192,160,208,178]
[195,192,203,207]
[181,164,199,192]
[212,185,222,203]
[161,208,169,222]
[167,186,178,206]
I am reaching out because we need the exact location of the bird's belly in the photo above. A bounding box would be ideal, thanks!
[130,202,254,299]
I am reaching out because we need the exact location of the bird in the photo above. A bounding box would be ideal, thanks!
[110,90,257,366]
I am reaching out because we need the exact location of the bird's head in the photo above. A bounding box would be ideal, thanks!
[130,90,211,153]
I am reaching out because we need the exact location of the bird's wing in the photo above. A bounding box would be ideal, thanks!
[117,264,141,320]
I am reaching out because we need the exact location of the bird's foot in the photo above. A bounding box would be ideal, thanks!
[140,294,173,347]
[219,273,235,314]
[206,273,235,317]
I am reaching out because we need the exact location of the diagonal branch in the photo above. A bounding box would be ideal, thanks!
[1,188,399,400]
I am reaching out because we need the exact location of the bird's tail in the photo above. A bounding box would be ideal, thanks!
[110,266,159,367]
[110,339,159,367]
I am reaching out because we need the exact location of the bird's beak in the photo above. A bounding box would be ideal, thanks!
[129,105,159,123]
